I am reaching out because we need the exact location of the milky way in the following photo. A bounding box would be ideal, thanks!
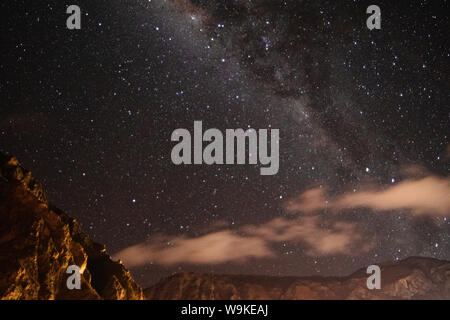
[1,0,449,286]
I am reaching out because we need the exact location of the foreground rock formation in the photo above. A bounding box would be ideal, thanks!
[145,257,450,300]
[0,153,144,300]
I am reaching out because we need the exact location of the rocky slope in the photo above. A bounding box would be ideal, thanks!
[145,257,450,300]
[0,153,144,300]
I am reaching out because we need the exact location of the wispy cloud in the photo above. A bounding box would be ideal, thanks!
[114,231,273,267]
[287,175,450,216]
[114,168,448,268]
[243,216,371,256]
[114,216,368,267]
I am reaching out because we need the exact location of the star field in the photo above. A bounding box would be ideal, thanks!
[1,0,449,287]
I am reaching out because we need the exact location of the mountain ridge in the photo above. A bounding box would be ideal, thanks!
[0,153,144,300]
[145,256,450,300]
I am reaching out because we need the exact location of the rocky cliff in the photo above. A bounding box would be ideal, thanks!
[145,257,450,300]
[0,153,144,300]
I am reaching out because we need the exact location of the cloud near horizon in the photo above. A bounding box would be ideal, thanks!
[113,172,448,268]
[113,230,273,267]
[113,216,369,268]
[286,175,450,216]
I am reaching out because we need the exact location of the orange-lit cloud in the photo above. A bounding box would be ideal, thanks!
[285,188,328,214]
[113,230,273,267]
[114,216,369,267]
[114,171,448,268]
[244,216,371,256]
[287,175,450,216]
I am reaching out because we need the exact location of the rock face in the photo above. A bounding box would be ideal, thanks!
[145,257,450,300]
[0,153,144,300]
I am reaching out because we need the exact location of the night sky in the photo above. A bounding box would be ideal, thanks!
[1,0,449,287]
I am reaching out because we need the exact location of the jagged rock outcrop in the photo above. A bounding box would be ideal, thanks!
[145,257,450,300]
[0,153,144,300]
